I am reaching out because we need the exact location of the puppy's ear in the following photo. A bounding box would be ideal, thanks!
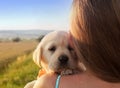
[33,43,42,67]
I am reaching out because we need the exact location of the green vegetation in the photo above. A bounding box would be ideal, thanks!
[0,33,46,87]
[36,35,44,42]
[0,41,38,70]
[0,52,39,88]
[0,40,40,88]
[12,37,21,42]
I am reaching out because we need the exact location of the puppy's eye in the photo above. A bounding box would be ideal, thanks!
[48,46,56,52]
[67,45,74,51]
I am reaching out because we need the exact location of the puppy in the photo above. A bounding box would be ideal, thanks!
[33,31,80,75]
[24,31,81,88]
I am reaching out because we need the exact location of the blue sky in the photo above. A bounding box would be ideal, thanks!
[0,0,73,30]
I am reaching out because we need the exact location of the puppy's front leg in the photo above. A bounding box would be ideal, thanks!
[24,80,36,88]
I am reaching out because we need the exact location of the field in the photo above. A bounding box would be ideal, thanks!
[0,41,38,70]
[0,41,40,88]
[0,53,39,88]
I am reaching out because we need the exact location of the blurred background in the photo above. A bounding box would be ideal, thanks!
[0,0,72,88]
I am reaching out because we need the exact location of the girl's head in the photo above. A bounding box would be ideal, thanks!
[70,0,120,82]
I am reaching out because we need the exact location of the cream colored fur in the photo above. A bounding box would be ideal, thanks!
[24,31,80,88]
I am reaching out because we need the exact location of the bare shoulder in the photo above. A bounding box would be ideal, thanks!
[33,73,57,88]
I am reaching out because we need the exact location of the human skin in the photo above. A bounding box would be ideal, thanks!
[33,71,120,88]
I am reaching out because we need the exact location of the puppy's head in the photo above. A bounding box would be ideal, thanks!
[33,31,78,73]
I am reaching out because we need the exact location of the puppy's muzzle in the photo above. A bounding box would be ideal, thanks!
[58,55,68,65]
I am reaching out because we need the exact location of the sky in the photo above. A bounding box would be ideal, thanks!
[0,0,73,30]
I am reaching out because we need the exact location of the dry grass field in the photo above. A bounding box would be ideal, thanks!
[0,41,38,70]
[0,41,37,60]
[0,40,39,88]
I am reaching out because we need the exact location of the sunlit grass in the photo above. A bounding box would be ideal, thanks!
[0,41,37,60]
[0,40,41,88]
[0,53,39,88]
[0,41,38,70]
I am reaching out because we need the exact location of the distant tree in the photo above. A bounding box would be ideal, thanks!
[12,37,21,42]
[36,35,44,42]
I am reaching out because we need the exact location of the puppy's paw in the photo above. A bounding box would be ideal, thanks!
[61,69,73,75]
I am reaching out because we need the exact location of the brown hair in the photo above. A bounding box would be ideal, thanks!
[70,0,120,82]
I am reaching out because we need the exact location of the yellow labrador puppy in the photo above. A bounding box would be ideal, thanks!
[24,31,81,88]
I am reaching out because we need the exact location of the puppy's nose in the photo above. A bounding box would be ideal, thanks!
[58,55,68,64]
